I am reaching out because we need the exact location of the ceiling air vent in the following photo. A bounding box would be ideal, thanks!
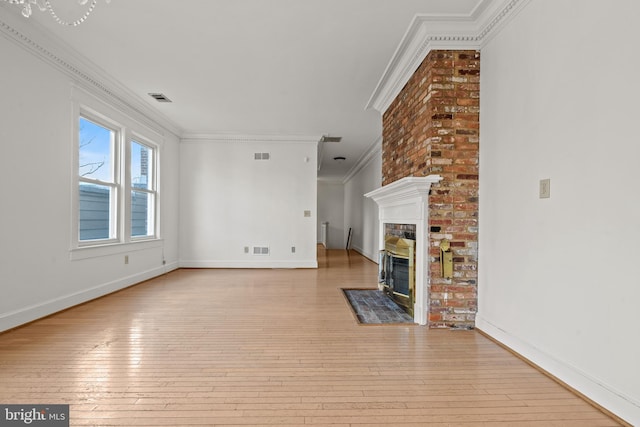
[148,93,172,103]
[320,135,342,143]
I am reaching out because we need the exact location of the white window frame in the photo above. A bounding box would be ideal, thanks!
[77,112,122,246]
[128,136,158,241]
[71,87,162,260]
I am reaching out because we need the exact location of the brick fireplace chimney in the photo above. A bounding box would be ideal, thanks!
[379,50,479,329]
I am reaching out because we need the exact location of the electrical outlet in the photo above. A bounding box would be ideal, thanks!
[304,210,311,217]
[124,255,129,264]
[291,246,296,253]
[539,178,551,199]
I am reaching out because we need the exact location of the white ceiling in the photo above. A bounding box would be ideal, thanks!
[14,0,484,181]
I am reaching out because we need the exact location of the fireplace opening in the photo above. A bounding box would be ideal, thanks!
[379,224,416,316]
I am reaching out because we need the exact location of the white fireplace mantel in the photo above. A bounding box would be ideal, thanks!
[365,175,442,325]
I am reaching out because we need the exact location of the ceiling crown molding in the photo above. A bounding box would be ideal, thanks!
[0,3,183,138]
[341,135,382,184]
[365,0,531,114]
[180,133,322,144]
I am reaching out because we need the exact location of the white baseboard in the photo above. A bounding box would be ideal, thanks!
[476,315,640,426]
[179,260,318,269]
[351,245,378,263]
[163,261,180,272]
[0,265,174,333]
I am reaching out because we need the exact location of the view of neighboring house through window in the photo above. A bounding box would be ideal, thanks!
[78,116,117,242]
[77,113,158,246]
[131,140,156,238]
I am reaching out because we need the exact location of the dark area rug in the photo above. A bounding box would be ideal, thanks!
[343,289,414,324]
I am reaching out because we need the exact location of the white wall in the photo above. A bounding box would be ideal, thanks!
[0,27,180,332]
[179,138,318,268]
[344,146,382,261]
[478,1,640,423]
[317,182,345,249]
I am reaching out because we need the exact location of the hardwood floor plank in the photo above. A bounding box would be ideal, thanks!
[0,248,625,426]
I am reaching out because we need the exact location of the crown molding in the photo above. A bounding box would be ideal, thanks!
[0,3,183,138]
[341,135,382,184]
[365,0,531,114]
[180,133,322,145]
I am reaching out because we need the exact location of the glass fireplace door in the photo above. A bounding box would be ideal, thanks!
[380,236,415,316]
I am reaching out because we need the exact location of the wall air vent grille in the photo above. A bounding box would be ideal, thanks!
[253,246,269,255]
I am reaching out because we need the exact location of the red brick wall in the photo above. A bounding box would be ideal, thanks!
[382,50,479,329]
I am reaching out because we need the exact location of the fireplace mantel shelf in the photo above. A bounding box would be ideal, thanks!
[364,176,442,207]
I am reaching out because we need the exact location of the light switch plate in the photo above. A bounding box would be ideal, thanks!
[539,179,551,199]
[304,210,311,217]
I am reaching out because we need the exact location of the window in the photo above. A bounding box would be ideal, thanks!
[78,116,118,242]
[74,98,160,250]
[130,140,156,238]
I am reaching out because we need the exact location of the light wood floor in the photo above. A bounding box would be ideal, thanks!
[0,248,623,426]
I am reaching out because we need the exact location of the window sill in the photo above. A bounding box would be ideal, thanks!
[70,239,163,261]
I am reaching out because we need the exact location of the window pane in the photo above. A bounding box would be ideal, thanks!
[79,117,114,182]
[79,182,114,241]
[131,191,154,237]
[131,141,152,190]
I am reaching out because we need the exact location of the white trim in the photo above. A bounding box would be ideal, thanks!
[341,136,382,184]
[70,239,163,261]
[476,316,640,426]
[366,0,532,114]
[73,84,164,144]
[365,175,443,325]
[350,245,377,264]
[129,138,159,240]
[0,264,174,333]
[364,176,443,206]
[0,4,182,138]
[181,133,322,144]
[72,86,163,252]
[77,113,121,243]
[179,260,318,269]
